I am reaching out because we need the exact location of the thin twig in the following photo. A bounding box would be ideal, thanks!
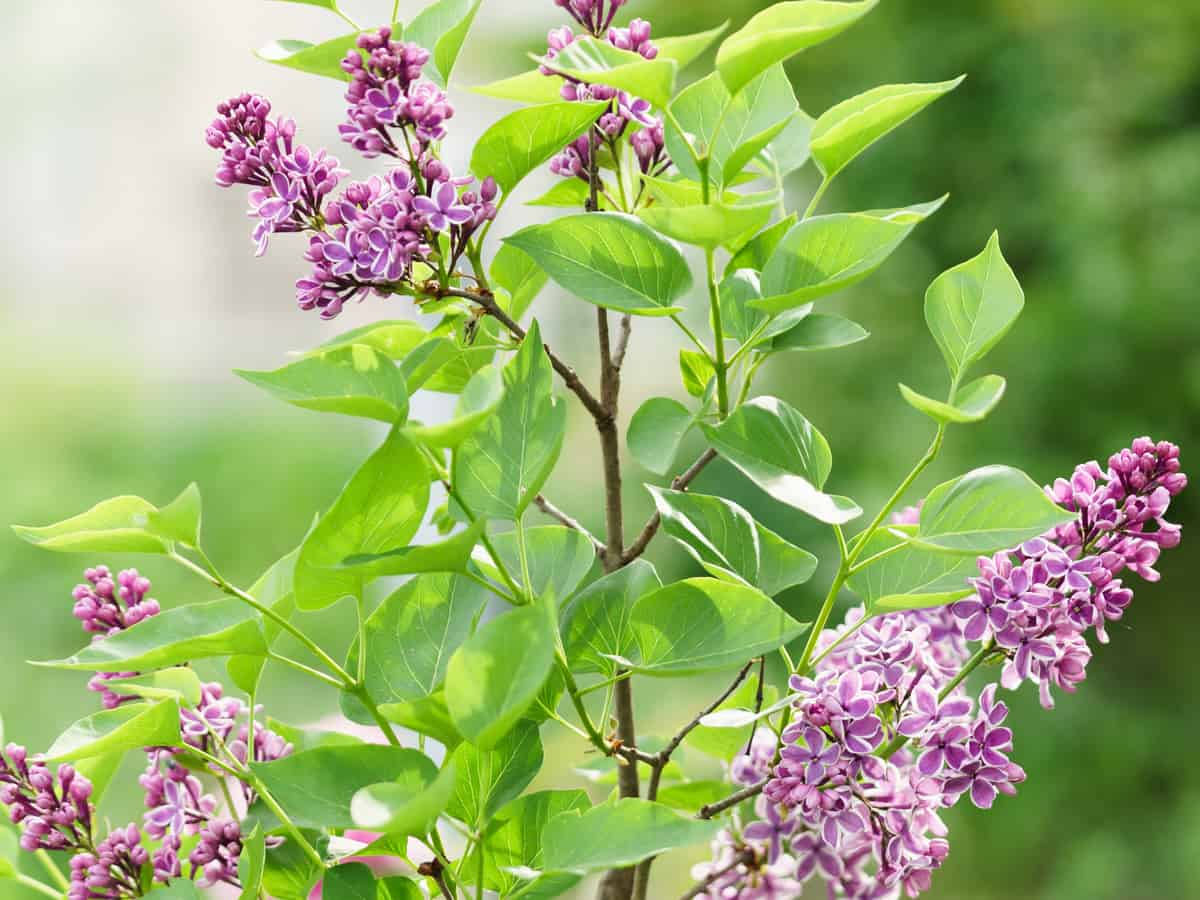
[612,313,633,369]
[678,848,757,900]
[534,494,606,559]
[622,449,718,563]
[697,778,768,820]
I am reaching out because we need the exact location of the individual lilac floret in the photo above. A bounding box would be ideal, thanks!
[339,27,453,159]
[190,818,242,888]
[68,824,148,900]
[207,93,346,255]
[1,745,93,852]
[141,753,217,839]
[554,0,628,35]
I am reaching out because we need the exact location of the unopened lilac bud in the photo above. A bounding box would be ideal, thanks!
[480,176,498,203]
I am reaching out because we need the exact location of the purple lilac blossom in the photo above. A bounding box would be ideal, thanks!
[1,746,93,852]
[72,566,162,708]
[68,824,148,900]
[190,818,243,888]
[697,437,1185,898]
[554,0,629,34]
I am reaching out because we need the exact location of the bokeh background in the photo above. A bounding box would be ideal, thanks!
[3,1,1198,898]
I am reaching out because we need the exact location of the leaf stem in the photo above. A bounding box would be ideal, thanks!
[670,314,713,359]
[332,6,362,31]
[16,873,61,900]
[348,684,403,747]
[794,525,848,676]
[803,177,830,220]
[35,850,69,892]
[705,247,730,418]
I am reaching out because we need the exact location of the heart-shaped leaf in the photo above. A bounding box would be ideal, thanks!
[848,526,978,614]
[561,560,661,676]
[627,398,694,476]
[475,526,596,604]
[446,721,543,827]
[404,0,482,86]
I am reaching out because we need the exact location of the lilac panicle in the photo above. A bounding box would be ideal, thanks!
[189,818,243,888]
[68,824,149,900]
[700,438,1185,898]
[1,746,93,853]
[73,566,161,708]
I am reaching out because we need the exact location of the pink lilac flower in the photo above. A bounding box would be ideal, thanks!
[1,746,93,852]
[141,754,217,839]
[554,0,628,35]
[72,566,163,708]
[68,824,148,900]
[190,818,242,887]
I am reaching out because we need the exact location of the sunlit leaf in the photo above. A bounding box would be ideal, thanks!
[45,700,180,762]
[542,799,720,872]
[470,101,608,194]
[627,397,693,476]
[405,0,482,86]
[899,375,1007,424]
[537,37,677,109]
[561,560,661,676]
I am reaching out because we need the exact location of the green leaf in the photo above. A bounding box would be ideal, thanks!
[236,345,409,424]
[726,214,795,275]
[899,375,1007,425]
[0,830,17,879]
[445,602,556,747]
[262,829,326,900]
[251,746,437,830]
[464,790,590,896]
[717,0,879,96]
[228,535,305,694]
[915,465,1077,555]
[295,429,431,609]
[638,198,775,250]
[151,882,203,900]
[654,780,732,813]
[718,269,811,350]
[237,823,266,900]
[103,668,204,706]
[397,337,456,393]
[685,672,779,760]
[146,483,202,548]
[561,560,660,676]
[256,26,398,81]
[14,495,170,554]
[312,320,427,360]
[847,526,977,614]
[649,487,816,594]
[491,244,549,321]
[543,799,720,872]
[924,232,1025,380]
[621,578,809,676]
[452,321,566,520]
[505,214,692,317]
[701,396,862,525]
[407,366,505,449]
[471,101,608,194]
[267,0,339,11]
[74,751,125,807]
[627,397,693,476]
[340,519,485,579]
[446,721,543,827]
[527,178,592,209]
[36,597,266,671]
[478,526,596,603]
[537,37,677,109]
[811,77,965,179]
[359,574,489,705]
[760,109,816,177]
[352,759,457,838]
[472,69,564,105]
[680,349,716,398]
[378,692,464,750]
[753,199,945,313]
[376,878,421,900]
[770,313,870,352]
[404,0,482,86]
[44,700,180,762]
[656,22,730,70]
[323,862,376,900]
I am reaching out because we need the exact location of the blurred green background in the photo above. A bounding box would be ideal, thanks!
[2,1,1198,898]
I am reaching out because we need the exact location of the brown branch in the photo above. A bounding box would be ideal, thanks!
[612,313,633,369]
[697,778,768,820]
[678,848,757,900]
[533,494,606,559]
[622,448,719,563]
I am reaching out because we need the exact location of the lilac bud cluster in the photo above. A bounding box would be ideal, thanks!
[206,93,347,255]
[72,566,162,708]
[695,438,1185,898]
[542,9,670,182]
[69,825,149,900]
[189,818,243,888]
[1,746,93,852]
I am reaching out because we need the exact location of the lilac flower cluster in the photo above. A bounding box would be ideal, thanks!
[694,438,1185,898]
[69,825,149,900]
[542,9,669,181]
[1,746,93,852]
[72,566,162,708]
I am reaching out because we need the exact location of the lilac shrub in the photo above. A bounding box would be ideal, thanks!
[7,2,1187,900]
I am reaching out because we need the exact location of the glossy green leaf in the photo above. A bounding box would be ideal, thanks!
[0,832,16,880]
[725,214,795,275]
[760,109,816,177]
[323,863,376,900]
[446,721,543,827]
[527,177,592,209]
[236,345,409,424]
[649,487,817,594]
[472,69,563,105]
[45,700,180,762]
[228,535,305,694]
[915,465,1077,555]
[262,829,326,900]
[656,22,730,69]
[376,878,421,900]
[340,519,485,580]
[351,760,457,837]
[445,602,556,747]
[654,780,732,813]
[925,232,1025,380]
[847,526,977,613]
[537,37,677,108]
[754,199,945,313]
[543,799,720,872]
[295,429,430,609]
[491,244,549,321]
[561,560,661,676]
[717,0,879,96]
[251,746,437,830]
[717,270,812,349]
[359,574,489,705]
[14,495,170,554]
[505,214,692,316]
[478,526,596,604]
[421,318,502,394]
[312,320,427,360]
[378,691,464,750]
[74,751,125,807]
[104,668,204,706]
[620,578,809,676]
[453,321,566,520]
[471,101,608,194]
[638,198,775,249]
[770,313,870,352]
[256,26,399,81]
[396,337,456,393]
[627,397,693,476]
[146,483,202,548]
[237,823,266,900]
[701,396,862,524]
[685,672,779,759]
[407,366,504,450]
[812,77,965,179]
[680,349,716,398]
[899,375,1007,425]
[405,0,482,86]
[37,597,265,672]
